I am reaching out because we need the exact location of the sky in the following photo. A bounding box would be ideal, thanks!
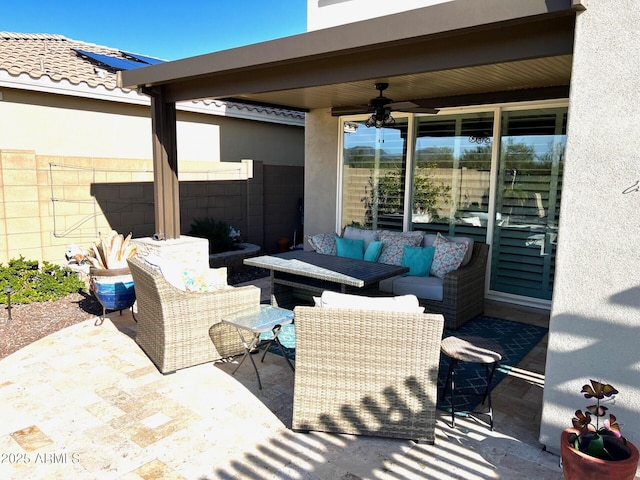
[1,0,307,61]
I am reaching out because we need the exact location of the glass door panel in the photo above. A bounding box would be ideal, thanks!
[490,108,566,300]
[412,112,494,243]
[341,119,408,230]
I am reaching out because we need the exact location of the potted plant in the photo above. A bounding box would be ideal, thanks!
[561,380,639,480]
[87,230,138,321]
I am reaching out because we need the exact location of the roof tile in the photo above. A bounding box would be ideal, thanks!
[0,31,127,90]
[0,32,304,121]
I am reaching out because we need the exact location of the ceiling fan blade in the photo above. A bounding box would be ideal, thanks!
[331,105,370,116]
[385,101,418,110]
[403,106,440,114]
[386,101,439,114]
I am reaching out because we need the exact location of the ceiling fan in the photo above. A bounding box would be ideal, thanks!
[331,82,439,128]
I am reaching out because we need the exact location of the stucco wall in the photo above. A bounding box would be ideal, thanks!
[306,0,450,30]
[0,89,304,166]
[219,115,305,167]
[540,0,640,462]
[304,109,339,239]
[0,90,218,161]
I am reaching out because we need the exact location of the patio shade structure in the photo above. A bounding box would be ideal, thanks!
[118,0,579,239]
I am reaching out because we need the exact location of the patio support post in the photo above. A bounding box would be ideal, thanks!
[147,86,180,240]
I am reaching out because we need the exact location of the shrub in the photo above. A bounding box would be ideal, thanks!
[0,256,86,304]
[188,218,234,254]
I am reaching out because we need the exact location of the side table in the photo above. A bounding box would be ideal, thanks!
[440,335,505,430]
[222,305,295,389]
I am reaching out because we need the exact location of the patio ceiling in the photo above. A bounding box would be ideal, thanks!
[220,56,573,113]
[118,0,578,240]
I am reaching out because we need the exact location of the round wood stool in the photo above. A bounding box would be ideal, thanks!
[440,335,505,430]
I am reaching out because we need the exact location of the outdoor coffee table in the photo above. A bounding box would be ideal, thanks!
[222,305,294,390]
[440,335,505,430]
[244,250,408,308]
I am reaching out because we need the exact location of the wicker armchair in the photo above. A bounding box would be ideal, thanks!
[421,242,489,330]
[127,257,261,374]
[291,306,445,443]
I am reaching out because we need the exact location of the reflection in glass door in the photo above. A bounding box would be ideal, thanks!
[490,108,566,300]
[341,118,408,230]
[411,112,494,244]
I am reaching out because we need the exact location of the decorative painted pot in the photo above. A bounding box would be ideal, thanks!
[90,267,136,312]
[561,428,639,480]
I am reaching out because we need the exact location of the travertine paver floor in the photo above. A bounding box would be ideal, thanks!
[0,279,565,479]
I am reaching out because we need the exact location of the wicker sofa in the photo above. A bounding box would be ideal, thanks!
[382,241,489,330]
[308,227,489,330]
[127,257,261,374]
[292,303,445,443]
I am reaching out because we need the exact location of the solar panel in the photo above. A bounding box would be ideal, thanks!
[72,49,148,70]
[120,51,165,65]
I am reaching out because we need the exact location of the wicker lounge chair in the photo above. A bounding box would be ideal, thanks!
[292,305,445,443]
[127,257,261,374]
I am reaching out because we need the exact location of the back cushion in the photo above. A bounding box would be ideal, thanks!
[378,230,424,266]
[316,290,423,313]
[342,226,379,251]
[308,232,337,255]
[423,234,474,267]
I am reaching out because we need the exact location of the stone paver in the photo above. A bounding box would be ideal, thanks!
[0,285,564,479]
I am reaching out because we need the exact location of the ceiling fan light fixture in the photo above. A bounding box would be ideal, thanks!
[365,107,395,128]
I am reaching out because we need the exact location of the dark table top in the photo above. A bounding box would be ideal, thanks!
[244,250,408,287]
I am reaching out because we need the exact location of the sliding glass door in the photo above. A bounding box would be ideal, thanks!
[411,112,494,244]
[490,108,565,300]
[339,103,567,305]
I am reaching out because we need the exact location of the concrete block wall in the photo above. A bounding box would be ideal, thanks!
[263,164,304,253]
[0,149,304,266]
[246,160,265,247]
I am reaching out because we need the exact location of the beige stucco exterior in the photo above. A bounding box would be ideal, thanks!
[306,0,451,31]
[540,0,640,458]
[304,109,339,236]
[0,88,303,166]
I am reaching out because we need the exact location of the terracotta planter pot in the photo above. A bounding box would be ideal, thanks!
[561,428,640,480]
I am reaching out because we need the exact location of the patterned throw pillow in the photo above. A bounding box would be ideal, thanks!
[430,233,469,279]
[378,231,424,266]
[182,267,230,292]
[308,232,337,255]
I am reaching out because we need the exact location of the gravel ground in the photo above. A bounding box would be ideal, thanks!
[0,267,268,360]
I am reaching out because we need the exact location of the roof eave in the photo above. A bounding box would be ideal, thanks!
[119,0,576,93]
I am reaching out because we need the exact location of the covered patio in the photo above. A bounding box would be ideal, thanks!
[115,0,640,470]
[118,0,575,240]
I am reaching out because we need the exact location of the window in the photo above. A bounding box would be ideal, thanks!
[342,118,408,230]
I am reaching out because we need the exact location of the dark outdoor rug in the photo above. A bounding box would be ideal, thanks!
[436,316,548,413]
[260,315,547,413]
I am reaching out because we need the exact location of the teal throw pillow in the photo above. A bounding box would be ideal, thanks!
[364,240,383,262]
[402,245,435,276]
[335,236,365,260]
